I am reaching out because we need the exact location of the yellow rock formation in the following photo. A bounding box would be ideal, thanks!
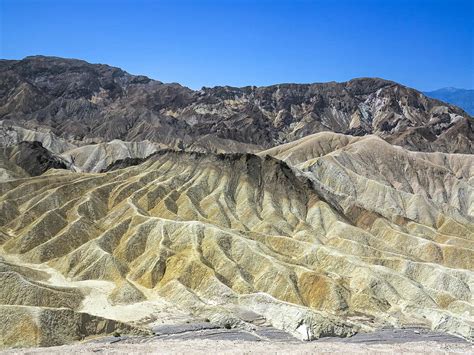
[0,133,473,347]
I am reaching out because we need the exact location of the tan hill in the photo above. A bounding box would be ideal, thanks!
[0,123,262,174]
[1,56,472,154]
[60,139,165,173]
[0,133,472,347]
[0,121,77,154]
[0,256,150,348]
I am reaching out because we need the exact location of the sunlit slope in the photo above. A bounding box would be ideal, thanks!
[0,144,473,342]
[0,256,148,348]
[261,132,474,219]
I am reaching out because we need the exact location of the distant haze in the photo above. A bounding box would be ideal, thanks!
[424,88,474,115]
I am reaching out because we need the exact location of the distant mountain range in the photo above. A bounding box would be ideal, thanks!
[424,87,474,116]
[1,56,473,155]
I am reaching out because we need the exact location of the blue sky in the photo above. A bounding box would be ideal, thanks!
[1,0,473,90]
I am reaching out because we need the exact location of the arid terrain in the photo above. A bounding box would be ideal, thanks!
[0,56,473,352]
[2,327,473,354]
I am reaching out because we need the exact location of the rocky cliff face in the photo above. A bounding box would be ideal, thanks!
[1,56,472,153]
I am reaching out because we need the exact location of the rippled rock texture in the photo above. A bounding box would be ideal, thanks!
[0,133,472,347]
[0,56,473,348]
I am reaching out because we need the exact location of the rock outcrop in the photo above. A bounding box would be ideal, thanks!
[0,136,472,346]
[1,56,472,153]
[0,257,149,348]
[0,306,148,348]
[0,141,69,178]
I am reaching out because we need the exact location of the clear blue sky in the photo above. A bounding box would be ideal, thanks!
[1,0,473,90]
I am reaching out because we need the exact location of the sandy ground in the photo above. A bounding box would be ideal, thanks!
[3,326,473,354]
[2,338,473,354]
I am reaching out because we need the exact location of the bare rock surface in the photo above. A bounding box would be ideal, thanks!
[0,133,472,348]
[0,56,473,351]
[1,328,472,354]
[0,306,149,349]
[1,141,69,176]
[1,56,472,153]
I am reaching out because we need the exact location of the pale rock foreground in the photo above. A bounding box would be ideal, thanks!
[0,132,473,348]
[3,337,471,354]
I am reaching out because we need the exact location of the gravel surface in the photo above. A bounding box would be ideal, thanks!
[2,325,472,354]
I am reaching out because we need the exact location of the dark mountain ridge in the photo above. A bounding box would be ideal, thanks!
[1,55,472,153]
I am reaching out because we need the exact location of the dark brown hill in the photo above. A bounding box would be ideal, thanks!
[0,56,472,153]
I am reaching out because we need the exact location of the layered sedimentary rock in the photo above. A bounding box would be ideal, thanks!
[0,134,472,347]
[0,121,77,154]
[0,306,147,348]
[60,140,165,173]
[0,123,261,174]
[0,256,149,348]
[0,56,473,348]
[1,56,472,153]
[0,140,72,182]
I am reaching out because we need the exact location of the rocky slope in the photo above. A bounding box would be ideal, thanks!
[0,122,262,174]
[1,141,70,176]
[0,256,150,348]
[0,134,472,347]
[1,56,472,154]
[0,56,473,349]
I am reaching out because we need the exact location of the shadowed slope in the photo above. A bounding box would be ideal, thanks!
[0,141,69,179]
